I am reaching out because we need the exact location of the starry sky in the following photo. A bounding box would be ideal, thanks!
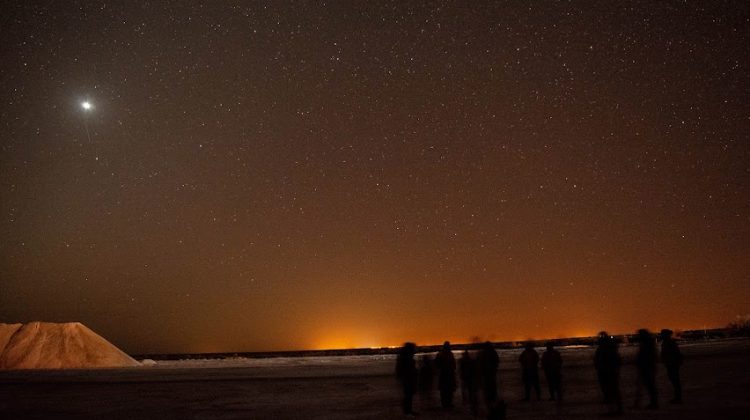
[1,1,748,354]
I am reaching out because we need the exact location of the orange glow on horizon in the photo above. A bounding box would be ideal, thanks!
[306,322,719,351]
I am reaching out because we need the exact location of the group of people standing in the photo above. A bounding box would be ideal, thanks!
[519,341,562,402]
[395,328,683,417]
[594,328,683,415]
[396,341,503,418]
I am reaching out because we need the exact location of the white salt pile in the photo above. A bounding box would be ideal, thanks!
[0,322,140,369]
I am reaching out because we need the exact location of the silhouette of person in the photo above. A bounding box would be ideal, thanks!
[660,329,683,403]
[396,342,418,416]
[434,341,457,408]
[634,329,658,409]
[519,342,541,401]
[418,354,434,403]
[478,341,500,408]
[541,341,562,401]
[459,350,478,414]
[594,332,623,415]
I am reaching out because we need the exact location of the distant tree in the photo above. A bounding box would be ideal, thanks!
[727,315,750,336]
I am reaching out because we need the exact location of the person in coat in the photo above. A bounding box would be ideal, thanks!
[594,332,623,415]
[661,329,683,403]
[396,342,419,416]
[434,341,457,408]
[519,342,541,401]
[541,342,562,401]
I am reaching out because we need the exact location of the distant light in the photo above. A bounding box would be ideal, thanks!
[81,101,92,110]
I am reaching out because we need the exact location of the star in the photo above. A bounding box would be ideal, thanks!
[81,101,92,111]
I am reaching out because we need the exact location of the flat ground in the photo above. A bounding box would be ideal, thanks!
[1,339,748,419]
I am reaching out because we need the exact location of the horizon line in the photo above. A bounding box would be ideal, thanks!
[131,325,733,357]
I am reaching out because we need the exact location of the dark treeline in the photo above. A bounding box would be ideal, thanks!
[133,327,738,361]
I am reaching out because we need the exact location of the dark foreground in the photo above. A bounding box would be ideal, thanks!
[1,339,748,419]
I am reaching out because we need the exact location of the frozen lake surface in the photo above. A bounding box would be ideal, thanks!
[1,339,748,419]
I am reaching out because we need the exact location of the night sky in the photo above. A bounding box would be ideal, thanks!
[1,1,748,354]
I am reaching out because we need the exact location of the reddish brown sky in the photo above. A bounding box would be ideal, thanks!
[1,1,748,353]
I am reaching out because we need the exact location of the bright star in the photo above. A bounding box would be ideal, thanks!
[81,101,92,111]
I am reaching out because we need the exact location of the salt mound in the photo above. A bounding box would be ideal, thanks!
[0,322,140,369]
[0,323,22,353]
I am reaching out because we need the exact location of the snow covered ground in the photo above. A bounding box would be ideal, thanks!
[1,339,748,419]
